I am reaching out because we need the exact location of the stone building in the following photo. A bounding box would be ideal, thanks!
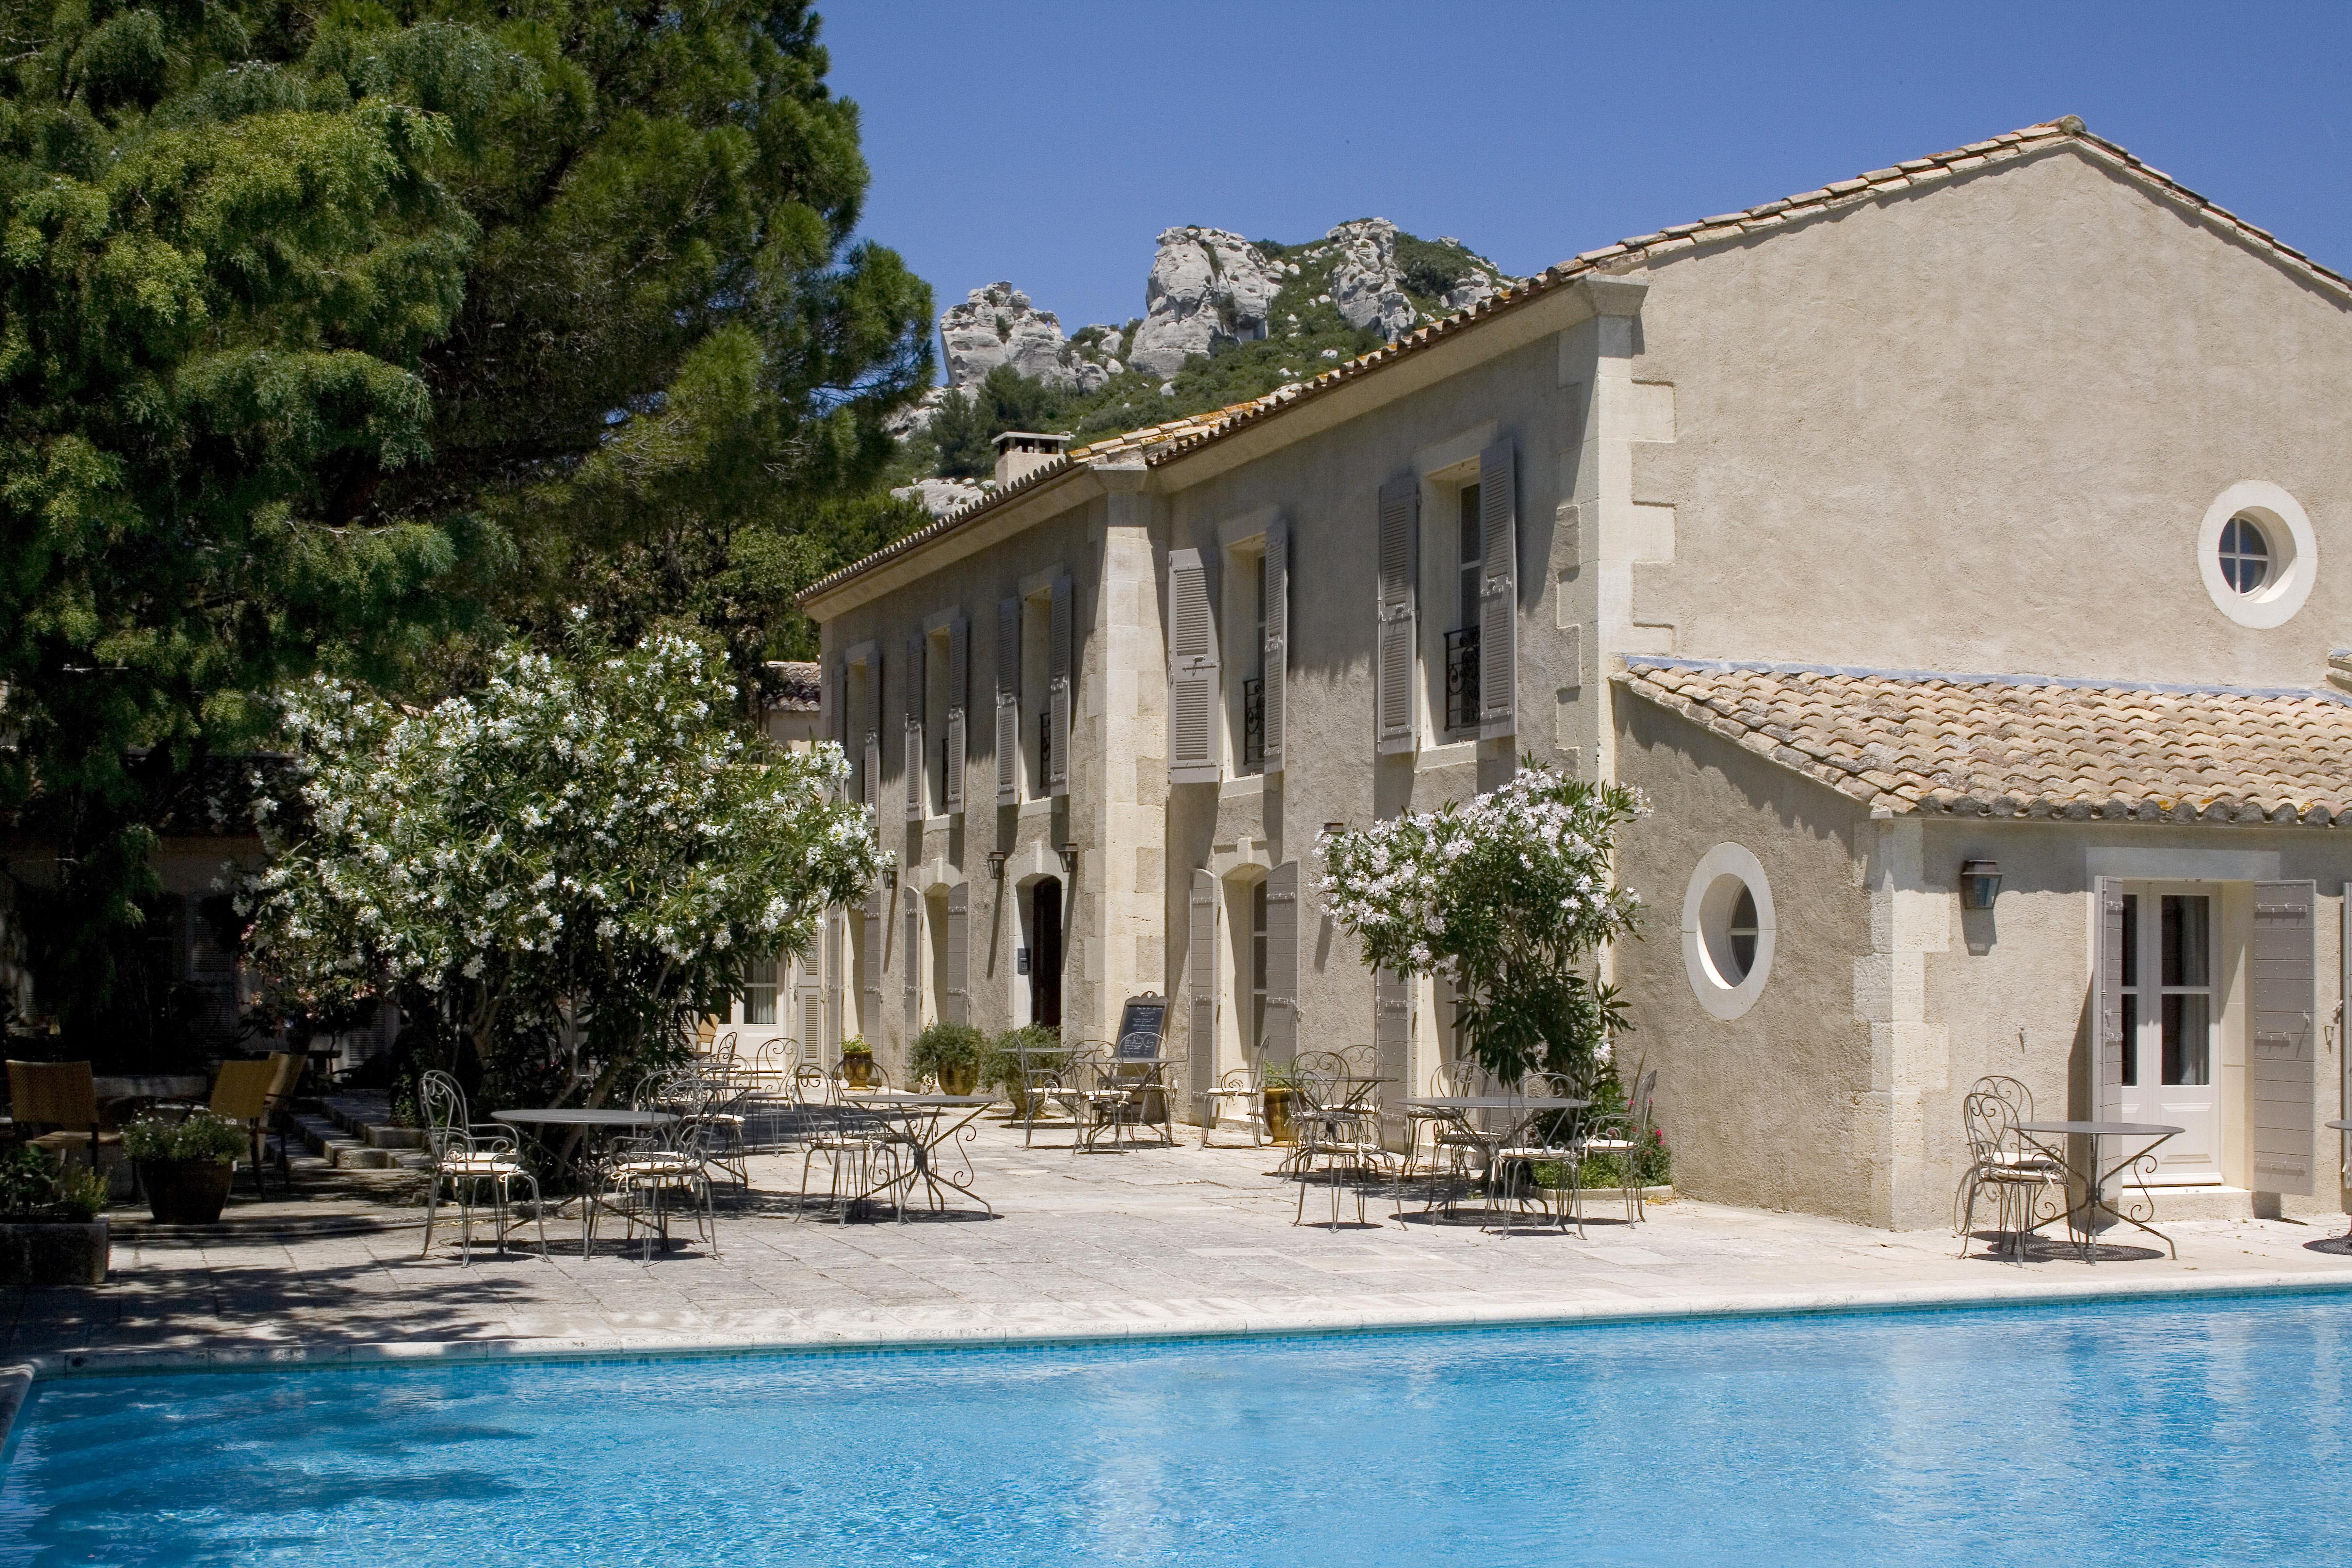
[798,119,2352,1229]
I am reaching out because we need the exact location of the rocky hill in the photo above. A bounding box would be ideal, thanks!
[892,220,1516,512]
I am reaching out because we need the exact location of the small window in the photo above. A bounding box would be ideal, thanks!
[2218,514,2270,594]
[1682,844,1774,1020]
[1727,887,1759,980]
[1250,879,1269,1053]
[1456,482,1482,630]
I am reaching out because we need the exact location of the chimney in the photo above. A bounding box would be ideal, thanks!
[993,431,1070,489]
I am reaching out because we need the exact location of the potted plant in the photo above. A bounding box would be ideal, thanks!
[121,1114,249,1224]
[0,1144,107,1286]
[1260,1058,1301,1146]
[911,1023,988,1096]
[837,1038,876,1089]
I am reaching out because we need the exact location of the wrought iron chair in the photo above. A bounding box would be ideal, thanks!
[1073,1038,1176,1152]
[795,1070,900,1219]
[1290,1062,1394,1228]
[1489,1073,1585,1236]
[1955,1090,2059,1260]
[1200,1056,1269,1148]
[1571,1067,1659,1224]
[418,1070,547,1264]
[589,1111,720,1259]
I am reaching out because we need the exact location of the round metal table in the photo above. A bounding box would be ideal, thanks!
[2015,1119,2184,1261]
[1399,1096,1590,1225]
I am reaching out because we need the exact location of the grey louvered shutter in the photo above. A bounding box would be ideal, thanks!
[796,928,825,1056]
[1376,475,1419,753]
[945,613,968,816]
[1477,438,1518,739]
[1263,522,1288,775]
[1190,870,1219,1102]
[2095,878,2124,1122]
[944,884,969,1026]
[996,597,1020,806]
[825,907,844,1051]
[1376,968,1411,1096]
[2253,880,2317,1196]
[1168,547,1219,782]
[1048,574,1072,797]
[904,899,921,1041]
[905,633,926,821]
[861,885,883,1024]
[824,653,844,748]
[1262,860,1299,1060]
[861,647,882,810]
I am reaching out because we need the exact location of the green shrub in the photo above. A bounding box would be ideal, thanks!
[0,1144,106,1219]
[911,1023,987,1083]
[121,1115,249,1164]
[839,1037,873,1059]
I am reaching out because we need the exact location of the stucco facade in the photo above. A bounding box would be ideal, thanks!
[800,121,2352,1228]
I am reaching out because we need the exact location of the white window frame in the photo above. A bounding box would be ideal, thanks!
[2198,481,2316,629]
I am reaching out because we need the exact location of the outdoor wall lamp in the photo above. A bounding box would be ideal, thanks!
[1056,843,1079,875]
[986,850,1008,879]
[1959,859,2002,909]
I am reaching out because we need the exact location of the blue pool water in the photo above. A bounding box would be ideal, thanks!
[1,1293,2348,1566]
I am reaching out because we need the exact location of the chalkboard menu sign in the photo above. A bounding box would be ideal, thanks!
[1114,995,1168,1060]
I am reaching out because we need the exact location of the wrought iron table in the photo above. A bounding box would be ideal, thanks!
[1399,1095,1590,1221]
[496,1107,680,1256]
[835,1092,996,1221]
[2015,1119,2184,1261]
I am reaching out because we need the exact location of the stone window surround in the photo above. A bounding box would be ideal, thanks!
[2198,481,2315,630]
[1682,841,1776,1020]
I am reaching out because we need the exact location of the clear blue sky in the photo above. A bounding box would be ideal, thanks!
[821,1,2352,347]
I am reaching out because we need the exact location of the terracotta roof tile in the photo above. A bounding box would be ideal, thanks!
[1617,659,2352,825]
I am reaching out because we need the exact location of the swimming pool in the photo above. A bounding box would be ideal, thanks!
[1,1293,2346,1565]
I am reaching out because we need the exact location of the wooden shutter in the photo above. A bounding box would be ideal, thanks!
[944,884,969,1027]
[1376,475,1419,754]
[824,653,844,748]
[1477,438,1518,740]
[1048,574,1072,797]
[796,926,825,1056]
[860,885,882,1025]
[996,597,1021,806]
[1168,547,1219,782]
[2094,878,2124,1122]
[1376,968,1412,1095]
[1262,860,1299,1060]
[945,613,968,816]
[904,633,926,821]
[1263,521,1288,775]
[903,898,921,1041]
[860,647,882,810]
[1190,869,1219,1102]
[825,907,844,1051]
[2252,879,2317,1196]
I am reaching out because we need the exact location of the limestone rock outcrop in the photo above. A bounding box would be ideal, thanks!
[1323,219,1417,341]
[1127,228,1283,379]
[939,283,1082,390]
[891,476,989,519]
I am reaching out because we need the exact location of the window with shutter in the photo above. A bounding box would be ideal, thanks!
[2252,879,2317,1196]
[996,597,1021,806]
[904,633,926,821]
[860,645,883,810]
[1168,547,1220,782]
[1261,861,1299,1060]
[860,887,882,1035]
[944,884,969,1026]
[825,908,844,1052]
[1477,439,1518,739]
[796,928,825,1055]
[1189,870,1219,1102]
[1263,523,1287,775]
[903,900,921,1042]
[2095,878,2124,1123]
[1049,574,1072,797]
[1376,475,1419,753]
[945,614,969,816]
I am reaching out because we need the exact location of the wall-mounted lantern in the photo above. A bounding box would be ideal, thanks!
[1959,859,2003,909]
[986,850,1008,880]
[1056,843,1079,875]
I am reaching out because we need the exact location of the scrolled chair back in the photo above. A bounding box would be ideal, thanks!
[417,1070,470,1161]
[1960,1091,2016,1166]
[1970,1074,2035,1126]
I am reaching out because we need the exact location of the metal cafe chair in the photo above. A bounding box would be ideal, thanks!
[418,1070,547,1264]
[1491,1074,1585,1237]
[1290,1066,1394,1229]
[1955,1090,2059,1261]
[1200,1055,1269,1148]
[1571,1066,1659,1225]
[795,1070,900,1219]
[591,1112,721,1259]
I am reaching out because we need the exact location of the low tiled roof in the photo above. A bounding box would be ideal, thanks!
[765,660,821,711]
[1618,658,2352,826]
[805,116,2351,606]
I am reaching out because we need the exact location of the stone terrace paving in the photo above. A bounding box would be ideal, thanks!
[10,1116,2352,1378]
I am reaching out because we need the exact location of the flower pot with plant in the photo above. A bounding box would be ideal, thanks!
[0,1144,107,1286]
[984,1025,1061,1118]
[837,1039,876,1089]
[912,1023,988,1097]
[1259,1058,1302,1145]
[122,1115,249,1224]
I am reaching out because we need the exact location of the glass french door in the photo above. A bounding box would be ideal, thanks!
[2115,884,2221,1184]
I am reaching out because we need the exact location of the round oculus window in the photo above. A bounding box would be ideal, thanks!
[2198,482,2315,629]
[1681,844,1775,1020]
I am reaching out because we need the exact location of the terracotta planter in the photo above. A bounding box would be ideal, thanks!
[840,1056,875,1089]
[937,1063,979,1097]
[0,1219,107,1287]
[140,1159,236,1225]
[1263,1087,1296,1145]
